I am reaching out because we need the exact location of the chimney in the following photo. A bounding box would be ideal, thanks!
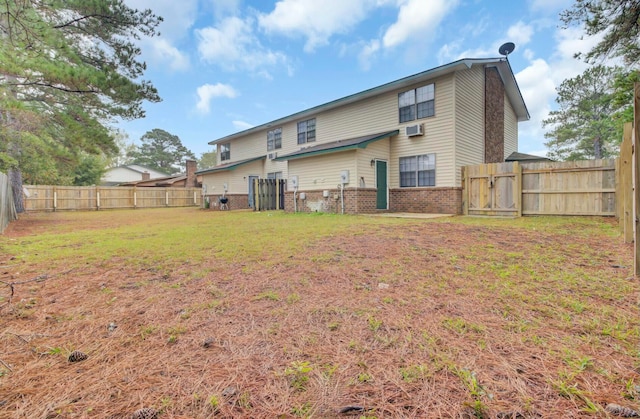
[142,171,150,181]
[186,159,197,187]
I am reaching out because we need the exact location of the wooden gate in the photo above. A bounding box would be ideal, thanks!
[463,162,521,217]
[253,178,285,211]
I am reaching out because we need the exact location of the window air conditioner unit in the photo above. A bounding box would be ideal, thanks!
[406,124,423,137]
[268,152,277,160]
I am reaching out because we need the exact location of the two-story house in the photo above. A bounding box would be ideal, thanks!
[196,57,529,214]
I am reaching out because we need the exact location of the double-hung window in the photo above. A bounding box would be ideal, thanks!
[220,143,230,162]
[297,118,316,144]
[267,171,282,179]
[267,128,282,151]
[398,84,435,123]
[399,154,436,187]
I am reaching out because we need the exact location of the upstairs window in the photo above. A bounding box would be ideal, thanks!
[297,118,316,144]
[399,84,435,123]
[399,154,436,187]
[267,128,282,151]
[220,143,230,162]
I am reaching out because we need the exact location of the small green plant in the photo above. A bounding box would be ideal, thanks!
[286,293,300,304]
[400,365,428,383]
[284,361,313,391]
[254,290,280,301]
[357,372,372,383]
[208,395,219,410]
[167,335,178,344]
[328,321,340,331]
[367,316,382,332]
[291,402,312,416]
[140,325,157,340]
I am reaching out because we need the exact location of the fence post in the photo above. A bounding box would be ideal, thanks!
[633,82,640,277]
[165,190,169,207]
[133,186,137,208]
[515,161,522,217]
[96,189,101,210]
[53,187,57,212]
[461,166,468,215]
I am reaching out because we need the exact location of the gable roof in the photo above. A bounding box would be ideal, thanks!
[209,57,529,146]
[505,152,553,162]
[195,156,266,175]
[275,130,399,162]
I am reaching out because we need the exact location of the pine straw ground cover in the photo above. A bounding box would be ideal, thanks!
[0,208,638,419]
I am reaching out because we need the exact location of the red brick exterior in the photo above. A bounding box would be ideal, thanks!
[390,187,462,214]
[283,188,379,214]
[485,67,505,163]
[204,194,248,210]
[283,187,461,214]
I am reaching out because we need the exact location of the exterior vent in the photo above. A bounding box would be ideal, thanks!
[268,152,277,160]
[406,124,423,137]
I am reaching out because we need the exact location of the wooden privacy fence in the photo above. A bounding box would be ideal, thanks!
[0,172,18,233]
[463,159,616,217]
[253,178,285,211]
[23,186,203,212]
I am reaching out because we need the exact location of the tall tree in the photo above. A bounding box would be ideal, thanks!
[128,129,195,174]
[561,0,640,65]
[198,149,218,169]
[543,65,627,161]
[0,0,162,183]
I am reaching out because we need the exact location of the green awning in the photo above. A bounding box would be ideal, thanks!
[195,156,266,175]
[274,130,399,162]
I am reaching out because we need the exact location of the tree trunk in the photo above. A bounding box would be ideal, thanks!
[9,168,24,213]
[593,137,602,159]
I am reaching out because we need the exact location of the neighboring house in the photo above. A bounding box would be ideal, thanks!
[101,164,169,186]
[119,160,201,188]
[196,57,530,214]
[505,151,553,163]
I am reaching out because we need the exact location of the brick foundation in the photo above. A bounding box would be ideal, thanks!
[204,194,248,210]
[283,187,461,214]
[284,188,379,214]
[390,187,462,214]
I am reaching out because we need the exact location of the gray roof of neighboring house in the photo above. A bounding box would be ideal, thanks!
[505,152,553,162]
[209,57,530,146]
[274,130,399,161]
[116,164,169,175]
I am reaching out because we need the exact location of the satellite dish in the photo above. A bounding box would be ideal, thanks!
[499,42,515,57]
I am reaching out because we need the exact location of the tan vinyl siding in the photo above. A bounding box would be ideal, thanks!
[453,66,485,185]
[390,74,456,188]
[201,160,263,195]
[504,93,518,159]
[288,151,357,191]
[221,131,265,164]
[356,139,391,189]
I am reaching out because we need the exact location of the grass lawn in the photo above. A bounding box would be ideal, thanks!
[0,208,638,418]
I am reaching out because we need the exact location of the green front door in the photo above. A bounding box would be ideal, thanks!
[375,160,387,209]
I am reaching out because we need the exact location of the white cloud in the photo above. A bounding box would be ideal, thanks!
[147,38,190,71]
[507,21,534,47]
[213,0,241,18]
[358,39,381,71]
[196,83,238,114]
[258,0,374,52]
[232,120,254,131]
[196,16,290,76]
[383,0,458,48]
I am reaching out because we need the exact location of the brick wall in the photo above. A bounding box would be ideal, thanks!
[283,187,461,214]
[485,67,505,163]
[204,194,248,210]
[390,187,462,214]
[283,188,379,214]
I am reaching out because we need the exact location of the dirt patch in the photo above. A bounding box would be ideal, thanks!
[0,211,638,418]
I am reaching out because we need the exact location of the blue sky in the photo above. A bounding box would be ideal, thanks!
[119,0,601,159]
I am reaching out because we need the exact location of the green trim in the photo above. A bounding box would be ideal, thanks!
[274,130,399,162]
[195,156,266,175]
